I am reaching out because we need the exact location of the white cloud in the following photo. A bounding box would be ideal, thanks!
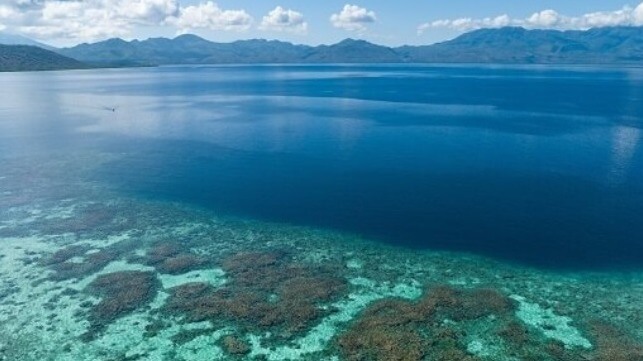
[0,5,17,18]
[20,1,133,41]
[0,0,180,41]
[40,1,83,21]
[259,6,307,34]
[118,0,179,24]
[583,8,633,27]
[330,4,376,32]
[0,4,10,30]
[526,9,563,28]
[0,6,11,30]
[419,2,643,34]
[0,0,251,43]
[168,1,253,33]
[633,2,643,24]
[418,14,510,34]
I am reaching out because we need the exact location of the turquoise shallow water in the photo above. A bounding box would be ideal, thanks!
[0,65,642,360]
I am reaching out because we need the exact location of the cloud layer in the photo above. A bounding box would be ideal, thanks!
[0,0,184,40]
[0,5,14,31]
[330,4,376,32]
[259,6,307,34]
[419,2,643,34]
[0,0,252,41]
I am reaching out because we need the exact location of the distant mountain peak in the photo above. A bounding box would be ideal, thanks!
[174,33,207,41]
[103,38,129,45]
[336,38,371,46]
[0,32,54,50]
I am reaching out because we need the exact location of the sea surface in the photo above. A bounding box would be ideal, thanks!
[0,65,642,360]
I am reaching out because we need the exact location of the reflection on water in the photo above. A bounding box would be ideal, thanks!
[609,126,641,186]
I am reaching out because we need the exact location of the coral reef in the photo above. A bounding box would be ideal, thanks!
[336,285,516,361]
[504,319,643,361]
[337,298,428,361]
[83,271,159,340]
[425,286,514,321]
[587,320,643,361]
[43,241,136,280]
[165,250,347,343]
[221,251,290,291]
[170,327,218,345]
[155,253,208,275]
[497,321,530,347]
[143,242,208,274]
[221,335,251,356]
[35,203,121,235]
[40,244,91,266]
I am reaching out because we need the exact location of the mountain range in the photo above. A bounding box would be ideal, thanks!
[57,26,643,66]
[1,26,643,71]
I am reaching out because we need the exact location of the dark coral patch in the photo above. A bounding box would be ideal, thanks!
[165,250,347,340]
[496,316,643,361]
[170,327,218,346]
[156,254,208,274]
[423,286,514,321]
[83,271,159,340]
[336,285,516,361]
[44,242,137,280]
[221,335,251,356]
[339,324,425,361]
[336,300,480,361]
[279,276,346,303]
[429,327,480,361]
[498,321,530,347]
[143,243,208,275]
[147,243,183,259]
[337,298,428,361]
[41,244,92,267]
[221,251,291,291]
[587,321,643,361]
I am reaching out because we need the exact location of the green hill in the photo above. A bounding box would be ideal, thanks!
[0,45,88,72]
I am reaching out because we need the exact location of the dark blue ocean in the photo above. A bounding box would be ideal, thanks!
[2,64,643,270]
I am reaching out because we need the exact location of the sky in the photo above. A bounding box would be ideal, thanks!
[1,0,643,47]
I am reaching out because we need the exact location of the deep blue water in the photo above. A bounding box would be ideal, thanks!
[1,64,643,270]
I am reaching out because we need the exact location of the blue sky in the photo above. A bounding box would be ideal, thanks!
[0,0,642,46]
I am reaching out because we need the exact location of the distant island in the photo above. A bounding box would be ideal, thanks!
[2,26,643,71]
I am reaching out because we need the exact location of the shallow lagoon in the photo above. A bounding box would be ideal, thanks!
[0,65,642,360]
